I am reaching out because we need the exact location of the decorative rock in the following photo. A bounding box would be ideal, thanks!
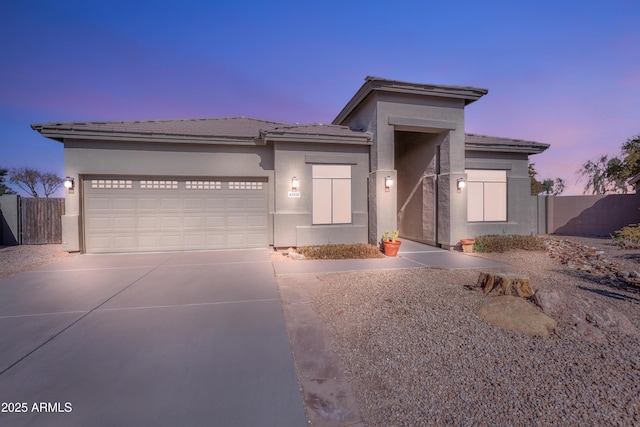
[533,288,638,342]
[543,237,640,287]
[477,296,557,337]
[476,272,534,297]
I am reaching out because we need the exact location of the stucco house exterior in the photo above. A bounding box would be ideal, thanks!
[32,76,549,254]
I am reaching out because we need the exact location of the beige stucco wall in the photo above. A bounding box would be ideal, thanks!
[340,91,468,247]
[272,142,370,247]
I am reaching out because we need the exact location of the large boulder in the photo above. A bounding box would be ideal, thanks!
[477,296,557,337]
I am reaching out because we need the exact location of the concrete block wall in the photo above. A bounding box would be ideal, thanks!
[546,193,640,237]
[0,194,19,245]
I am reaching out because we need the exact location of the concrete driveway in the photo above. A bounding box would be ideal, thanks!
[0,249,306,427]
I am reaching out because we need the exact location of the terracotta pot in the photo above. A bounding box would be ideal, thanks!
[382,240,401,257]
[460,239,475,253]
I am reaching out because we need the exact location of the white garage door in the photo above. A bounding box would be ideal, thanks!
[83,178,269,253]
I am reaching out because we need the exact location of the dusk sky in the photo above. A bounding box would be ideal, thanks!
[2,0,639,196]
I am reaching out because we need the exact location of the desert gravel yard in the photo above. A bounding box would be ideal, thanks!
[0,245,67,279]
[310,237,640,426]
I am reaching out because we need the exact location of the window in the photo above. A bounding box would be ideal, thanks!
[466,170,507,222]
[312,165,351,224]
[186,181,222,190]
[91,179,132,189]
[140,180,178,189]
[228,181,263,190]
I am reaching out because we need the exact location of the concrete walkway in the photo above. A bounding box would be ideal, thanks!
[273,239,505,276]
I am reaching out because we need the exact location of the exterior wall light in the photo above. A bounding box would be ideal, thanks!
[291,177,298,192]
[457,178,466,190]
[384,176,393,192]
[64,177,74,191]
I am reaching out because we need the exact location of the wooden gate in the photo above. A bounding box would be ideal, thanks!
[20,198,65,244]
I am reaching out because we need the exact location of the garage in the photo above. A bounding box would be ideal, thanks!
[83,177,269,253]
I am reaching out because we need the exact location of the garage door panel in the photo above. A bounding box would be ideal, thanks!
[86,236,112,252]
[138,216,160,229]
[114,236,136,250]
[183,216,204,228]
[183,198,204,210]
[248,233,268,245]
[247,215,268,227]
[205,216,225,227]
[246,197,267,209]
[184,234,205,247]
[160,235,183,248]
[84,178,268,253]
[160,198,182,210]
[226,198,247,209]
[205,234,226,247]
[113,217,136,229]
[86,197,111,211]
[160,216,182,229]
[138,199,159,210]
[205,199,225,210]
[227,215,247,227]
[86,217,111,229]
[138,235,161,249]
[113,198,136,210]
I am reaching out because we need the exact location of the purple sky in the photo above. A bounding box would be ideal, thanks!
[2,0,639,196]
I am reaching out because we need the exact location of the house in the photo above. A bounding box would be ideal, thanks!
[32,76,549,253]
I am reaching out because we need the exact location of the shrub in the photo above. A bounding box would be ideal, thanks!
[297,244,384,259]
[611,224,640,249]
[473,234,547,253]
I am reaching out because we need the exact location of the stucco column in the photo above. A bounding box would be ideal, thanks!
[369,170,397,244]
[61,167,81,252]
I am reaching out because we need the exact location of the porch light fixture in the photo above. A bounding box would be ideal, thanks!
[63,177,74,190]
[384,176,393,192]
[457,178,466,190]
[291,177,299,192]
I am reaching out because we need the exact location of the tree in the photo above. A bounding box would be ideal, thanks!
[542,178,565,196]
[529,163,564,196]
[0,167,16,195]
[529,163,545,195]
[9,167,63,198]
[621,134,640,178]
[577,134,640,195]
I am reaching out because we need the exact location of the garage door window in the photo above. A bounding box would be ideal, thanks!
[140,180,178,189]
[186,181,222,190]
[312,165,352,225]
[91,179,132,189]
[229,181,263,190]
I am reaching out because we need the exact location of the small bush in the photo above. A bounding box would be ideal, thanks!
[611,224,640,249]
[473,234,547,253]
[297,244,384,259]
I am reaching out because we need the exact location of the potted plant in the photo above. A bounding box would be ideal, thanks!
[382,230,401,257]
[460,238,475,253]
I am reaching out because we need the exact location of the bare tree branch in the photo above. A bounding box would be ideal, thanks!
[40,172,63,198]
[9,167,40,197]
[8,167,63,198]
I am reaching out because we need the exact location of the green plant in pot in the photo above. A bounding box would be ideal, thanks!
[381,230,401,257]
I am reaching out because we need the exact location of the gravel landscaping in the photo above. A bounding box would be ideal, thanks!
[0,244,67,279]
[310,237,640,426]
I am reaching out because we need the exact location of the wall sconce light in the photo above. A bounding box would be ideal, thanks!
[63,177,74,192]
[291,177,299,192]
[384,176,393,192]
[457,178,466,191]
